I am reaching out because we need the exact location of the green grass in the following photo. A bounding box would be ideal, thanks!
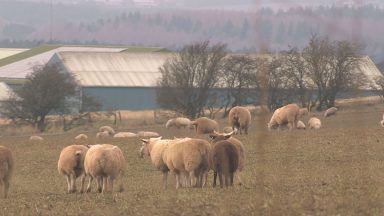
[0,45,60,67]
[1,104,384,215]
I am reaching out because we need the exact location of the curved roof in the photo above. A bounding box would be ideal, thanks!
[57,52,172,87]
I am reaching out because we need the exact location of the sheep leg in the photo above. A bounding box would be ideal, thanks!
[230,173,234,186]
[189,171,196,187]
[213,171,217,188]
[108,177,114,192]
[86,176,93,193]
[235,171,242,186]
[66,175,72,193]
[175,172,181,189]
[218,173,224,188]
[70,174,77,192]
[102,177,108,193]
[98,177,104,193]
[245,127,248,135]
[0,179,4,198]
[4,180,9,198]
[80,175,86,193]
[117,172,124,192]
[224,174,229,188]
[162,171,168,189]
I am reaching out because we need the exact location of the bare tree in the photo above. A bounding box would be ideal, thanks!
[221,55,257,116]
[156,41,227,118]
[0,64,77,132]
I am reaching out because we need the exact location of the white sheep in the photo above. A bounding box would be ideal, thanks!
[308,117,322,129]
[96,131,110,139]
[296,120,306,130]
[57,145,89,193]
[99,126,115,135]
[228,106,252,135]
[268,104,300,130]
[190,117,219,134]
[165,117,191,129]
[324,107,338,117]
[137,131,160,137]
[164,138,211,189]
[29,135,44,142]
[0,146,13,198]
[75,134,88,141]
[84,144,125,193]
[113,132,137,138]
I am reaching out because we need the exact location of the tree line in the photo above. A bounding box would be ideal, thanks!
[157,35,369,118]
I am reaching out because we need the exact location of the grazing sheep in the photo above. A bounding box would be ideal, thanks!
[296,120,306,130]
[209,131,245,185]
[99,126,115,135]
[190,117,219,134]
[164,138,211,189]
[113,132,137,138]
[0,146,13,198]
[228,106,252,135]
[140,137,184,189]
[165,117,191,129]
[308,117,322,129]
[299,108,309,117]
[75,134,88,141]
[57,145,89,193]
[211,140,239,188]
[268,104,300,130]
[84,144,125,193]
[223,126,233,134]
[96,131,110,139]
[324,107,338,117]
[29,135,44,142]
[137,131,160,137]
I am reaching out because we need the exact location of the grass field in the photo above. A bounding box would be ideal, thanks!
[1,102,384,215]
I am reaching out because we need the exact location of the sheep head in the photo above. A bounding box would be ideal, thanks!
[209,130,233,143]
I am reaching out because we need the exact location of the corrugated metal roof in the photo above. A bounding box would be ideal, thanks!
[356,56,383,89]
[0,46,126,79]
[57,52,172,87]
[0,82,13,101]
[0,48,28,60]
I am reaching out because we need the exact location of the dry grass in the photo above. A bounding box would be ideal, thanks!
[1,102,384,215]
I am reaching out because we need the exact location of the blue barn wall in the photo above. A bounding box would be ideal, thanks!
[83,87,158,111]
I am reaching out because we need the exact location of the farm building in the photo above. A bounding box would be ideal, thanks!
[49,51,171,111]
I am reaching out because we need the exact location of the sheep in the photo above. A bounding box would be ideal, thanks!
[57,145,89,193]
[268,104,300,130]
[211,140,239,188]
[140,137,183,189]
[113,132,137,138]
[228,106,252,135]
[381,119,384,127]
[324,107,338,117]
[296,120,306,130]
[209,131,245,185]
[163,138,211,189]
[74,134,88,141]
[308,117,322,129]
[165,117,191,129]
[84,144,125,193]
[0,146,13,198]
[190,117,219,134]
[99,126,115,135]
[137,131,160,138]
[29,135,44,142]
[96,131,110,139]
[299,108,309,117]
[223,126,233,134]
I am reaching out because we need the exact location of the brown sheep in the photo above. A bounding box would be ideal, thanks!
[209,131,245,185]
[164,138,211,189]
[96,131,110,139]
[57,145,89,193]
[324,107,338,117]
[228,106,252,135]
[84,144,125,193]
[0,146,13,198]
[190,117,219,134]
[211,140,239,188]
[268,104,300,130]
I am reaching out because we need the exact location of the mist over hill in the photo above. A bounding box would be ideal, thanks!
[1,0,384,63]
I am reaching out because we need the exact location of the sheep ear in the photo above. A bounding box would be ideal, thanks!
[141,139,148,143]
[209,134,217,140]
[86,144,92,148]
